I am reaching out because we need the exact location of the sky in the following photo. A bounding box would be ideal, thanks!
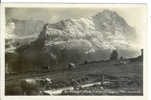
[5,4,147,47]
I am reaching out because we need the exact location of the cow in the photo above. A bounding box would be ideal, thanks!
[20,78,52,95]
[71,79,81,90]
[114,59,130,65]
[84,60,88,64]
[20,78,40,95]
[67,62,76,70]
[119,60,130,65]
[42,66,51,72]
[44,78,53,89]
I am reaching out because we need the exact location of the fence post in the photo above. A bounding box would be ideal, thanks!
[101,73,104,86]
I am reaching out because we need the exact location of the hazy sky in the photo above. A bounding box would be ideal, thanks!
[5,4,147,47]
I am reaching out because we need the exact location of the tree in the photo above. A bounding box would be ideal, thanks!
[110,50,118,60]
[120,56,124,60]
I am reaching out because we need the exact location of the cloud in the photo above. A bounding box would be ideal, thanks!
[6,22,15,34]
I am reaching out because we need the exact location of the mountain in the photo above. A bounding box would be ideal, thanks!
[6,19,45,53]
[40,10,139,58]
[93,10,136,41]
[6,10,141,72]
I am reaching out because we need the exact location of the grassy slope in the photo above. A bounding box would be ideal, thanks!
[5,60,143,95]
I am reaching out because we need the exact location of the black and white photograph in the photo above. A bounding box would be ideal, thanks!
[3,4,147,96]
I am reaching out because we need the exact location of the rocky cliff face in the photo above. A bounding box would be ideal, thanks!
[38,10,139,59]
[6,10,141,72]
[93,10,136,42]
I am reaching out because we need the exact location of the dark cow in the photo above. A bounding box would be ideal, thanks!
[20,78,52,95]
[84,60,88,64]
[67,62,76,70]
